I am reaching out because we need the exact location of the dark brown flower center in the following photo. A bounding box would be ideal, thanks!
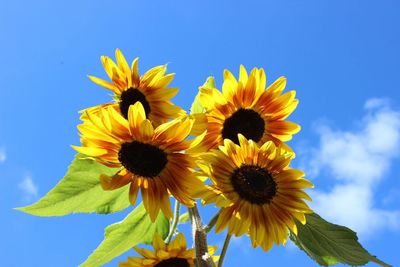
[118,141,167,177]
[231,164,277,204]
[119,88,151,119]
[154,257,190,267]
[221,108,265,144]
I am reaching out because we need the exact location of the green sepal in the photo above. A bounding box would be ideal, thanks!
[16,154,130,216]
[290,213,392,267]
[80,203,169,267]
[112,93,120,102]
[202,76,216,89]
[190,76,216,114]
[178,212,190,224]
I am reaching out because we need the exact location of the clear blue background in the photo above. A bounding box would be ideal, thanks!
[1,1,399,266]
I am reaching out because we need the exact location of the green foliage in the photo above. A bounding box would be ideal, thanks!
[80,203,169,267]
[16,154,130,216]
[190,76,215,114]
[290,213,392,267]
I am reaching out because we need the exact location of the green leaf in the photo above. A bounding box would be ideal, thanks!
[16,154,130,216]
[80,203,169,267]
[178,212,190,224]
[190,76,216,114]
[290,213,392,267]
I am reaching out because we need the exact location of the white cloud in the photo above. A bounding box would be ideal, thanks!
[304,98,400,236]
[364,97,390,110]
[230,235,251,255]
[18,176,39,201]
[0,147,6,163]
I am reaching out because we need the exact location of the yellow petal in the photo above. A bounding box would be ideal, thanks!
[239,65,248,85]
[152,233,166,250]
[131,57,140,87]
[129,180,140,206]
[169,233,186,251]
[88,75,119,93]
[223,69,238,87]
[267,76,287,96]
[71,146,108,157]
[115,49,132,87]
[267,120,301,135]
[128,102,146,133]
[100,169,131,190]
[257,68,267,97]
[141,65,166,86]
[139,120,154,141]
[133,247,156,258]
[153,73,175,88]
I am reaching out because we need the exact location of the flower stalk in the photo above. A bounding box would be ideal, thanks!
[205,210,222,233]
[218,233,232,267]
[189,204,216,267]
[165,200,181,244]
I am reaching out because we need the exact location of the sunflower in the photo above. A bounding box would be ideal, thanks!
[73,102,205,221]
[194,135,313,251]
[193,65,300,153]
[85,48,183,126]
[120,233,217,267]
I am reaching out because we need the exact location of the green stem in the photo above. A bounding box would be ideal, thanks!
[218,233,232,267]
[165,200,180,244]
[189,204,216,267]
[205,210,222,233]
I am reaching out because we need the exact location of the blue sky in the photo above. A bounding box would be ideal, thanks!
[1,0,400,266]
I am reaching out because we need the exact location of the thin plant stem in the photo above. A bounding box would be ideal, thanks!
[189,204,216,267]
[218,233,232,267]
[205,210,222,233]
[165,200,180,244]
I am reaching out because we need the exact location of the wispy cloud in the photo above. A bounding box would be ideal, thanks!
[18,176,39,201]
[0,147,6,163]
[230,235,251,255]
[302,98,400,236]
